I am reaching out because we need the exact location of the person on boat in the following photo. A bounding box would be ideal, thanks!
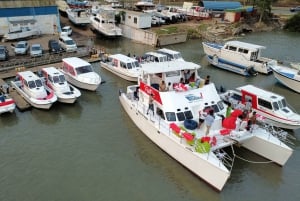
[184,70,191,84]
[235,115,243,131]
[179,77,185,84]
[226,102,232,118]
[198,109,207,129]
[133,87,139,101]
[166,82,172,91]
[245,99,252,111]
[204,75,210,85]
[204,109,215,135]
[146,94,154,115]
[159,80,167,92]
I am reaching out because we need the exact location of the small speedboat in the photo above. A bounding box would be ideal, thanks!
[41,67,81,104]
[10,71,57,110]
[0,90,16,114]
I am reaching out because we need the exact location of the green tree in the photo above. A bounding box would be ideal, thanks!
[284,12,300,32]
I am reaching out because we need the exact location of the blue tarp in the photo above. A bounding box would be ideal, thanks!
[203,1,242,11]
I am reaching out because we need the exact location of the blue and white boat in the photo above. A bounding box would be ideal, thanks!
[271,65,300,94]
[202,41,276,76]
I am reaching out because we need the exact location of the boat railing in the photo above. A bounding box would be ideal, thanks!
[259,122,295,147]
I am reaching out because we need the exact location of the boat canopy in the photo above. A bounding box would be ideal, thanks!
[237,85,285,101]
[63,57,91,68]
[225,41,266,51]
[141,61,200,74]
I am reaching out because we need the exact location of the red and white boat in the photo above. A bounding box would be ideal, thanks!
[119,61,293,191]
[0,91,16,114]
[220,84,300,130]
[60,57,101,91]
[41,67,81,104]
[10,71,57,110]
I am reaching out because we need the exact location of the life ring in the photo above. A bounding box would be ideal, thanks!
[212,55,218,66]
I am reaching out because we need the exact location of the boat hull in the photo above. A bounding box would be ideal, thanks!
[0,100,16,114]
[241,129,293,166]
[119,92,230,191]
[65,74,99,91]
[272,67,300,94]
[101,62,138,82]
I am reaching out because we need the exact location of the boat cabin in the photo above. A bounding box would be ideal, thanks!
[136,61,225,123]
[41,67,66,85]
[16,71,47,99]
[157,48,184,61]
[106,54,141,69]
[62,57,95,76]
[223,41,267,62]
[142,51,168,63]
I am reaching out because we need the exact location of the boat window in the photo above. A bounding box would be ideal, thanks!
[53,76,60,83]
[59,75,66,83]
[35,79,43,87]
[28,80,36,89]
[133,61,140,68]
[48,75,53,82]
[165,112,176,121]
[176,112,185,121]
[156,108,165,120]
[281,99,287,107]
[238,48,249,54]
[273,102,279,111]
[126,62,132,69]
[232,93,242,101]
[76,65,93,74]
[166,70,180,77]
[184,111,193,119]
[24,80,28,87]
[217,101,225,111]
[229,46,237,51]
[258,98,272,110]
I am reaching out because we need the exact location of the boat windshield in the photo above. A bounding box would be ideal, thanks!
[174,53,183,60]
[273,99,288,111]
[76,65,93,74]
[127,61,140,69]
[53,75,66,83]
[35,79,43,87]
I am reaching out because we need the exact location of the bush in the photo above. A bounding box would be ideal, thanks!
[283,12,300,32]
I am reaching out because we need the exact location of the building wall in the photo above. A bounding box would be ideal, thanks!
[122,11,152,29]
[120,24,157,46]
[0,6,60,35]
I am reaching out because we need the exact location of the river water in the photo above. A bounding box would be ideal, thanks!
[0,31,300,201]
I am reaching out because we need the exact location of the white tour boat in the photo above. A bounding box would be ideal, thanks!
[66,8,91,26]
[141,51,168,63]
[90,6,122,37]
[135,0,156,11]
[202,40,276,76]
[156,48,185,61]
[0,88,16,114]
[119,61,293,191]
[40,67,81,104]
[271,65,300,94]
[100,54,141,82]
[60,57,101,91]
[10,71,57,110]
[220,84,300,130]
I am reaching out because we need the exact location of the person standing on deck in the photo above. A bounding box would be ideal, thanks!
[204,109,215,135]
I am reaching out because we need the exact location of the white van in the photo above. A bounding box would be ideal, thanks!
[58,36,77,52]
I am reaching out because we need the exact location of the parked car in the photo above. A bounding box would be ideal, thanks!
[0,45,9,61]
[14,41,29,55]
[290,6,300,12]
[58,36,77,52]
[61,26,72,36]
[48,39,63,54]
[30,44,43,57]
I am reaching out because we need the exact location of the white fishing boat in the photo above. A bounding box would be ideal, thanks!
[119,61,293,191]
[56,0,70,15]
[0,90,16,114]
[2,27,41,42]
[10,71,57,110]
[40,67,81,104]
[220,84,300,130]
[100,54,141,82]
[271,65,300,94]
[90,6,122,37]
[202,41,276,76]
[60,57,101,91]
[66,8,91,26]
[135,0,156,11]
[156,48,185,61]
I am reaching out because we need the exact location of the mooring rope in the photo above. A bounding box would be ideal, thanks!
[234,154,274,164]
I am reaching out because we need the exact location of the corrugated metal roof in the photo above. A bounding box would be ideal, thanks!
[0,0,55,8]
[203,1,242,11]
[0,6,58,17]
